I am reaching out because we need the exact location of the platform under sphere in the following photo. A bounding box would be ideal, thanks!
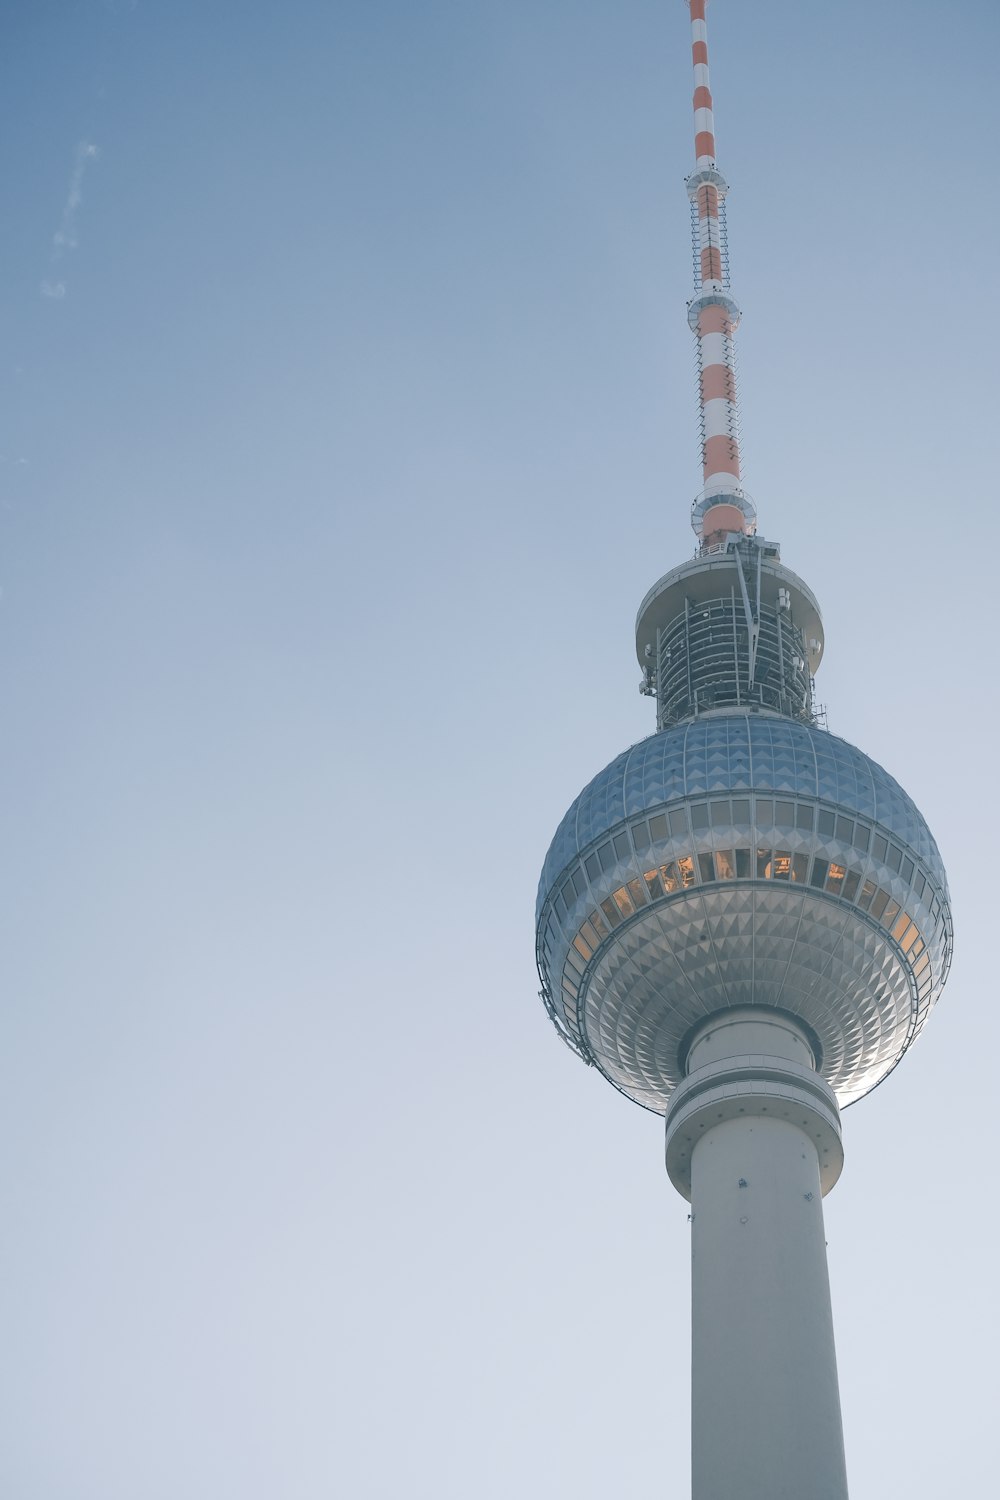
[536,712,952,1112]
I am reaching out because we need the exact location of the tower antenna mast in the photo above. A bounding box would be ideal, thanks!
[685,0,757,550]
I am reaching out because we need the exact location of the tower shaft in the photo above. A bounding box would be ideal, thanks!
[667,1012,849,1500]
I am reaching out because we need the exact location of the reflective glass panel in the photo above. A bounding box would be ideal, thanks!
[870,888,890,920]
[600,897,622,928]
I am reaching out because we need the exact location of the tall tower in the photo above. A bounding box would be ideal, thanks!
[534,4,953,1497]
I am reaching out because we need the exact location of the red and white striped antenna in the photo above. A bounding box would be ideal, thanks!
[685,0,757,551]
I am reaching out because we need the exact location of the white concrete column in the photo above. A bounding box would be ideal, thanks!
[665,1009,849,1500]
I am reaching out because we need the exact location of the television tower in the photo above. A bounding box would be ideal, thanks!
[534,4,953,1497]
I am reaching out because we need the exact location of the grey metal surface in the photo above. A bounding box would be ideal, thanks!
[535,711,952,1112]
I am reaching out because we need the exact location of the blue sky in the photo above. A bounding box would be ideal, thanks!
[2,2,998,1495]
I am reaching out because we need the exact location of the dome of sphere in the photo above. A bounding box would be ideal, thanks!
[535,712,952,1112]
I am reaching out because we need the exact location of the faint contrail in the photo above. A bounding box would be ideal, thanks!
[41,140,99,298]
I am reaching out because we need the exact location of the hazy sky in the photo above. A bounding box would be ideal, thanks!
[2,2,998,1496]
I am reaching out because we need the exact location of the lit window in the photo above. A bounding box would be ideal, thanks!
[757,847,771,878]
[677,856,697,888]
[644,869,665,900]
[826,863,846,894]
[579,919,600,950]
[792,853,810,883]
[899,922,920,953]
[771,852,793,880]
[892,911,911,942]
[612,886,635,918]
[627,878,649,908]
[715,849,736,880]
[660,861,681,893]
[589,910,609,941]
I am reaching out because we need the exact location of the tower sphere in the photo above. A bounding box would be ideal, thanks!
[536,711,952,1114]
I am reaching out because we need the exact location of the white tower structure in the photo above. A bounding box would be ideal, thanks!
[534,5,953,1497]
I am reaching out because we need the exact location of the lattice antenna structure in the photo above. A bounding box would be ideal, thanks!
[685,0,756,550]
